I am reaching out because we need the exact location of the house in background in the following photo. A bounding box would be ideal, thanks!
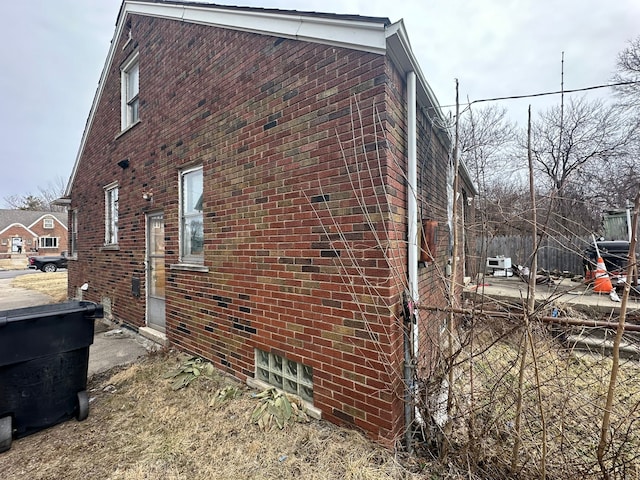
[0,210,68,257]
[64,0,475,444]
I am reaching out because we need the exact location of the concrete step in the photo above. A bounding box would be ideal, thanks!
[565,334,640,360]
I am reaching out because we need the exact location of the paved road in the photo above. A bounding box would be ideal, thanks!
[0,269,38,280]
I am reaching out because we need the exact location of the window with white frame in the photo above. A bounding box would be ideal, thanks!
[121,53,139,130]
[43,218,54,229]
[104,183,118,245]
[255,349,314,403]
[70,209,78,256]
[39,237,59,249]
[180,166,204,263]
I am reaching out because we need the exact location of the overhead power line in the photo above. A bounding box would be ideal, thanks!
[441,80,640,108]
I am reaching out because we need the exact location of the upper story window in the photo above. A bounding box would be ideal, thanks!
[121,52,139,130]
[180,166,203,264]
[43,218,54,229]
[104,183,119,245]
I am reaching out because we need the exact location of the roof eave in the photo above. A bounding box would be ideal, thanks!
[65,1,390,197]
[385,21,449,131]
[128,1,389,54]
[385,21,478,195]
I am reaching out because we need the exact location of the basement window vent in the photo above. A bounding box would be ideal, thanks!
[102,297,112,320]
[255,349,313,403]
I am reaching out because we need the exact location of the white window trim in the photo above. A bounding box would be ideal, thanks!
[39,237,59,249]
[120,52,139,131]
[179,165,204,265]
[70,209,78,258]
[104,182,119,246]
[43,218,54,229]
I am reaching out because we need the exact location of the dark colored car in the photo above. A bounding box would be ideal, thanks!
[27,252,68,273]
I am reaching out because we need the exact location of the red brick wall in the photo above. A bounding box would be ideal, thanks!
[69,14,452,444]
[383,63,455,378]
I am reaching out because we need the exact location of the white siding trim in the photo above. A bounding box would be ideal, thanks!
[125,1,388,54]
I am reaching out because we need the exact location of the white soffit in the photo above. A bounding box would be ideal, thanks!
[125,1,388,54]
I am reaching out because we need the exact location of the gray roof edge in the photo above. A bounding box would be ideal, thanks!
[0,209,68,232]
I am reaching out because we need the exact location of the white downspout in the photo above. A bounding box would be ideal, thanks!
[405,71,423,443]
[407,71,418,352]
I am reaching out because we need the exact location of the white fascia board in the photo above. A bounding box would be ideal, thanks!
[0,223,39,238]
[295,18,387,53]
[386,22,477,193]
[126,1,388,54]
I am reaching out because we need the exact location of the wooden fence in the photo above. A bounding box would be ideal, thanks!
[474,235,592,275]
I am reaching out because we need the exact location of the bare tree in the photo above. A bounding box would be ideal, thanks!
[609,37,640,207]
[3,176,67,211]
[528,96,636,233]
[613,36,640,109]
[459,104,526,241]
[4,194,47,211]
[459,104,519,197]
[37,176,67,212]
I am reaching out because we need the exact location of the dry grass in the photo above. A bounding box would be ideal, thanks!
[0,258,29,271]
[447,318,640,478]
[0,353,430,480]
[11,271,68,302]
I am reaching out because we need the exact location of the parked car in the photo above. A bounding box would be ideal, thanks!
[27,252,68,272]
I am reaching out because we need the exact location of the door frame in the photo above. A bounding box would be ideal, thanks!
[145,211,166,333]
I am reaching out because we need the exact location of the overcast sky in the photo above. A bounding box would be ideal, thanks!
[1,0,638,205]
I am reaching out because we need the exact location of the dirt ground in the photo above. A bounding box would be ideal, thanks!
[0,353,432,480]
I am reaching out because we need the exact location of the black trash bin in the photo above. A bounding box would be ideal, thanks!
[0,301,103,452]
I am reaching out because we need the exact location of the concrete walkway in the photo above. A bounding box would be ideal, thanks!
[464,275,640,316]
[0,278,53,310]
[0,279,154,377]
[89,321,155,377]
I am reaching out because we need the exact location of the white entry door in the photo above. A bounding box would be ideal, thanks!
[146,213,165,332]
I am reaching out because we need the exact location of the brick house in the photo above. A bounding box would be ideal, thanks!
[0,210,68,256]
[64,0,475,443]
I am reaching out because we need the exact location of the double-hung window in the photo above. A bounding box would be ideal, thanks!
[70,209,78,256]
[121,53,139,130]
[105,183,119,245]
[43,218,54,229]
[180,166,204,263]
